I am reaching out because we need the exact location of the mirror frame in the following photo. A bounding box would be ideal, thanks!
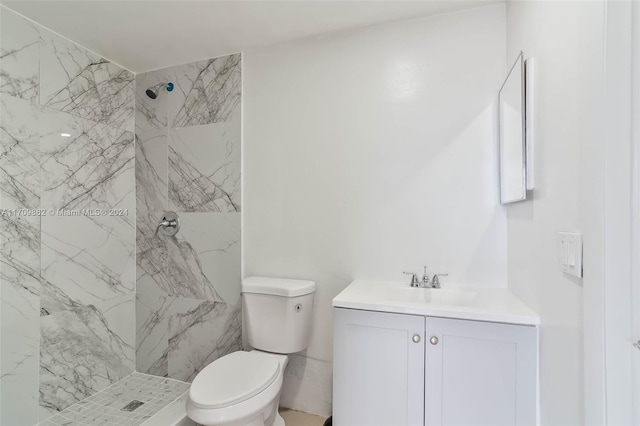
[498,51,527,204]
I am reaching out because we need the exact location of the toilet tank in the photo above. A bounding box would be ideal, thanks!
[242,276,316,354]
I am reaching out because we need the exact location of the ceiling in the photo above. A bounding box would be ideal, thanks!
[2,0,500,73]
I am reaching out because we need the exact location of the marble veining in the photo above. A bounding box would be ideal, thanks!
[40,277,84,317]
[39,30,134,131]
[167,298,242,382]
[0,95,41,424]
[135,214,242,378]
[136,132,167,213]
[0,217,41,425]
[40,216,135,316]
[0,95,41,210]
[135,54,242,381]
[168,145,240,212]
[39,298,135,415]
[169,54,241,128]
[1,8,138,424]
[168,106,241,212]
[135,132,170,300]
[181,303,242,379]
[40,115,135,210]
[135,291,170,377]
[174,213,241,305]
[2,93,135,211]
[135,231,170,301]
[0,10,39,101]
[0,215,40,309]
[167,235,226,301]
[3,15,243,421]
[136,295,242,381]
[135,69,171,307]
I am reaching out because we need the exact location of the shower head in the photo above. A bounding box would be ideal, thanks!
[146,82,174,99]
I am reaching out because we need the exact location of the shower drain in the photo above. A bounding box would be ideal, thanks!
[121,400,145,412]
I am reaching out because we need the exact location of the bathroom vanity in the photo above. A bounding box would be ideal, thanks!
[332,280,540,426]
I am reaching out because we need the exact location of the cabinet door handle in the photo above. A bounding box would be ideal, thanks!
[412,334,421,343]
[430,336,439,345]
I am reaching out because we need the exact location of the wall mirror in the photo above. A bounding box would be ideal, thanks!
[499,51,531,204]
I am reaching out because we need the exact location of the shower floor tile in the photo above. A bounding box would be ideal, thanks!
[40,372,190,426]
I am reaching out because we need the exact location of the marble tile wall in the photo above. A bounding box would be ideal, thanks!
[0,8,135,424]
[135,54,242,382]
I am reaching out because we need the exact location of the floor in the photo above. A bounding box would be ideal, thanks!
[39,372,190,426]
[38,371,327,426]
[279,408,327,426]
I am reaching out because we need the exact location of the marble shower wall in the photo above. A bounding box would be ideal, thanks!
[135,54,242,382]
[0,8,135,424]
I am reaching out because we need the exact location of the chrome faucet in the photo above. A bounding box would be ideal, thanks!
[421,266,430,287]
[431,273,448,289]
[405,267,448,288]
[403,272,420,287]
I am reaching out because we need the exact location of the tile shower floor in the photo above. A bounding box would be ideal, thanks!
[39,372,190,426]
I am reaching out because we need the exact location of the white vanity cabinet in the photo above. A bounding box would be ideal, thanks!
[424,316,537,426]
[333,308,426,426]
[333,308,538,426]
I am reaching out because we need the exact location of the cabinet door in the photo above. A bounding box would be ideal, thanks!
[425,317,538,426]
[333,308,425,426]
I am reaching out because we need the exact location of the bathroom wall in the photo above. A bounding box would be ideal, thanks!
[243,4,507,415]
[0,7,136,424]
[505,1,605,424]
[134,54,243,382]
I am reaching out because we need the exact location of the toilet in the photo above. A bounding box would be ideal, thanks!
[186,276,316,426]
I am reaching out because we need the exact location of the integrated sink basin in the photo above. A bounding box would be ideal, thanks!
[378,285,477,307]
[332,280,541,325]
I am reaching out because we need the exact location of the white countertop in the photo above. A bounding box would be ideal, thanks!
[332,280,540,326]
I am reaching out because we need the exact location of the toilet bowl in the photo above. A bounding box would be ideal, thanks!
[186,351,288,426]
[186,277,316,426]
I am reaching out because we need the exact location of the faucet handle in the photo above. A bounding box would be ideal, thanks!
[431,273,448,288]
[403,272,420,287]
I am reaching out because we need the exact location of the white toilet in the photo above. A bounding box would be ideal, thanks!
[186,276,316,426]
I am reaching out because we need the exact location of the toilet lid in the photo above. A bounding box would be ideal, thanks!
[190,351,280,409]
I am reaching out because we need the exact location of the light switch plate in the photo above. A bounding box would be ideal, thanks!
[559,232,583,278]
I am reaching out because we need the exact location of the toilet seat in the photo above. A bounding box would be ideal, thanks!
[189,351,281,409]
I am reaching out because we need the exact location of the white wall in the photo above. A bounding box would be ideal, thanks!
[505,2,605,424]
[243,4,507,415]
[601,1,636,424]
[633,2,640,422]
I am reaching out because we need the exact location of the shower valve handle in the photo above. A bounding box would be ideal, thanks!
[155,212,180,237]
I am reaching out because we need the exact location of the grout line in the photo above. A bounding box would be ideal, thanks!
[140,389,190,426]
[39,372,190,426]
